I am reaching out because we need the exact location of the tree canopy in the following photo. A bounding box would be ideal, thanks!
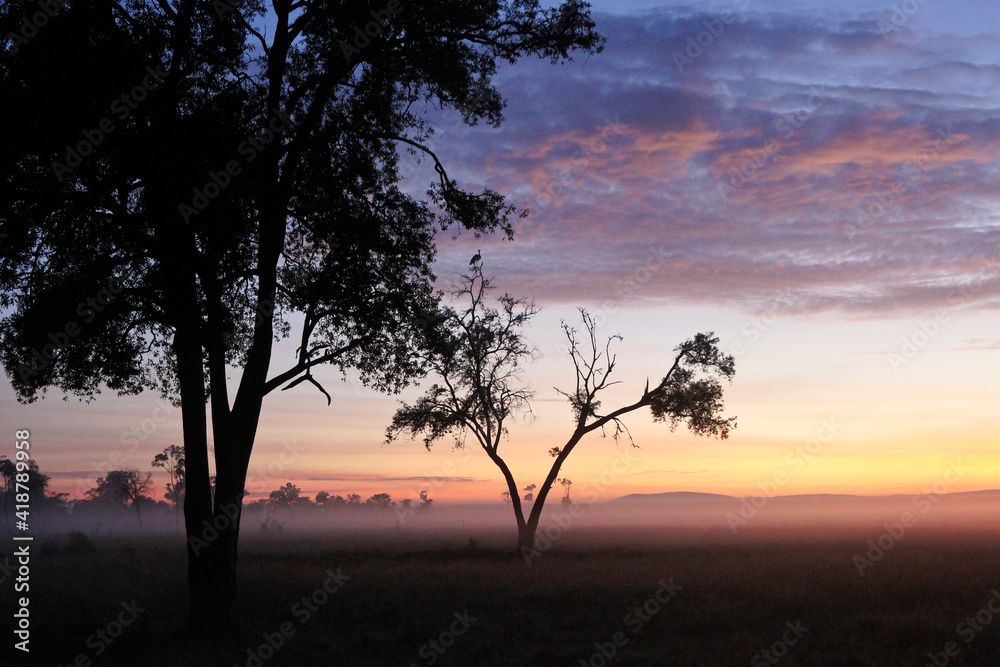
[0,0,604,628]
[387,266,736,551]
[0,0,604,405]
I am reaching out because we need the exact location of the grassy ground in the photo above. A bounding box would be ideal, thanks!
[5,526,1000,666]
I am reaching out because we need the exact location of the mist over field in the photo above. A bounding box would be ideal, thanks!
[23,490,1000,542]
[4,0,1000,663]
[6,492,1000,666]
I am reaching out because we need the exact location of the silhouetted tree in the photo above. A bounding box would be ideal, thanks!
[365,492,393,509]
[86,476,128,505]
[314,490,330,516]
[418,489,433,512]
[523,484,537,503]
[386,268,737,552]
[559,478,573,507]
[152,444,185,530]
[0,0,602,629]
[267,482,301,508]
[88,468,154,528]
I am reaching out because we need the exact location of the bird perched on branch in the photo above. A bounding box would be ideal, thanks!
[469,249,481,265]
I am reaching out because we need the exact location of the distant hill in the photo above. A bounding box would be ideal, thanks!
[605,491,737,505]
[583,489,1000,531]
[605,489,1000,506]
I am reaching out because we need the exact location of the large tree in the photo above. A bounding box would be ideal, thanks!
[152,443,185,529]
[0,0,602,631]
[87,467,155,528]
[386,266,737,552]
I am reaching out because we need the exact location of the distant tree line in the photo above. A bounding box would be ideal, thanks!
[244,483,433,515]
[0,449,434,533]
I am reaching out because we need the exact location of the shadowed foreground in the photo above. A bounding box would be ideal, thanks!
[5,526,1000,666]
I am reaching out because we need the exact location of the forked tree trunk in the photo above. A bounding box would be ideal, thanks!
[518,432,586,555]
[488,451,531,552]
[172,192,283,634]
[182,454,253,632]
[182,419,259,632]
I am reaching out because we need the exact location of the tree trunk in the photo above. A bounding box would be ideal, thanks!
[173,319,219,632]
[170,181,284,635]
[486,451,530,550]
[206,477,246,631]
[520,432,585,555]
[516,523,535,552]
[201,361,268,633]
[182,465,251,634]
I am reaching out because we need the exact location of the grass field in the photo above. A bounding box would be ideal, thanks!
[5,525,1000,666]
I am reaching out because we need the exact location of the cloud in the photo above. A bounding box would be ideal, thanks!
[302,474,488,484]
[427,9,1000,318]
[47,471,104,478]
[958,337,1000,351]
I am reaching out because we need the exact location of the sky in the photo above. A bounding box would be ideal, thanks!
[4,0,1000,506]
